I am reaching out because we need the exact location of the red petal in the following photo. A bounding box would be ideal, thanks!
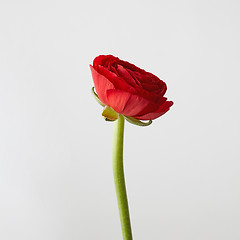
[116,65,138,86]
[120,59,146,74]
[90,65,115,105]
[106,89,151,117]
[135,101,174,120]
[93,55,118,70]
[98,66,136,94]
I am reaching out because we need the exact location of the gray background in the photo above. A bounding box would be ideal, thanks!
[0,0,239,239]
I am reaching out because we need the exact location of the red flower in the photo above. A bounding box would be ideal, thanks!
[90,55,173,120]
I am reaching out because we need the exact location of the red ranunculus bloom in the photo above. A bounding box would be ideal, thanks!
[90,55,173,120]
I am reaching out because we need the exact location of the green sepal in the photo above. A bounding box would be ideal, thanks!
[105,118,115,122]
[91,87,105,107]
[102,106,119,121]
[124,116,152,127]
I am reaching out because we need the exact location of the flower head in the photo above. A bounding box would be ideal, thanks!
[90,55,173,121]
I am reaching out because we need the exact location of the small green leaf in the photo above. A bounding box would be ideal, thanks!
[124,116,152,127]
[102,106,119,121]
[91,87,105,107]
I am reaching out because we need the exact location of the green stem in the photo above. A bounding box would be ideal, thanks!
[112,115,133,240]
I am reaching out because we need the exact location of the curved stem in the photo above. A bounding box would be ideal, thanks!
[112,115,133,240]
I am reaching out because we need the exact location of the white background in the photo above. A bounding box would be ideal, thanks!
[0,0,239,239]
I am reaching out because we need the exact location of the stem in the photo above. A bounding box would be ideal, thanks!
[112,115,133,240]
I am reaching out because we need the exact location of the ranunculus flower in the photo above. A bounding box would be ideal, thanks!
[90,55,173,120]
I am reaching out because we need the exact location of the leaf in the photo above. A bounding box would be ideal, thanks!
[124,116,152,127]
[91,87,105,107]
[102,106,119,121]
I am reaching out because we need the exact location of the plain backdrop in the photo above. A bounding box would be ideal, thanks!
[0,0,239,239]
